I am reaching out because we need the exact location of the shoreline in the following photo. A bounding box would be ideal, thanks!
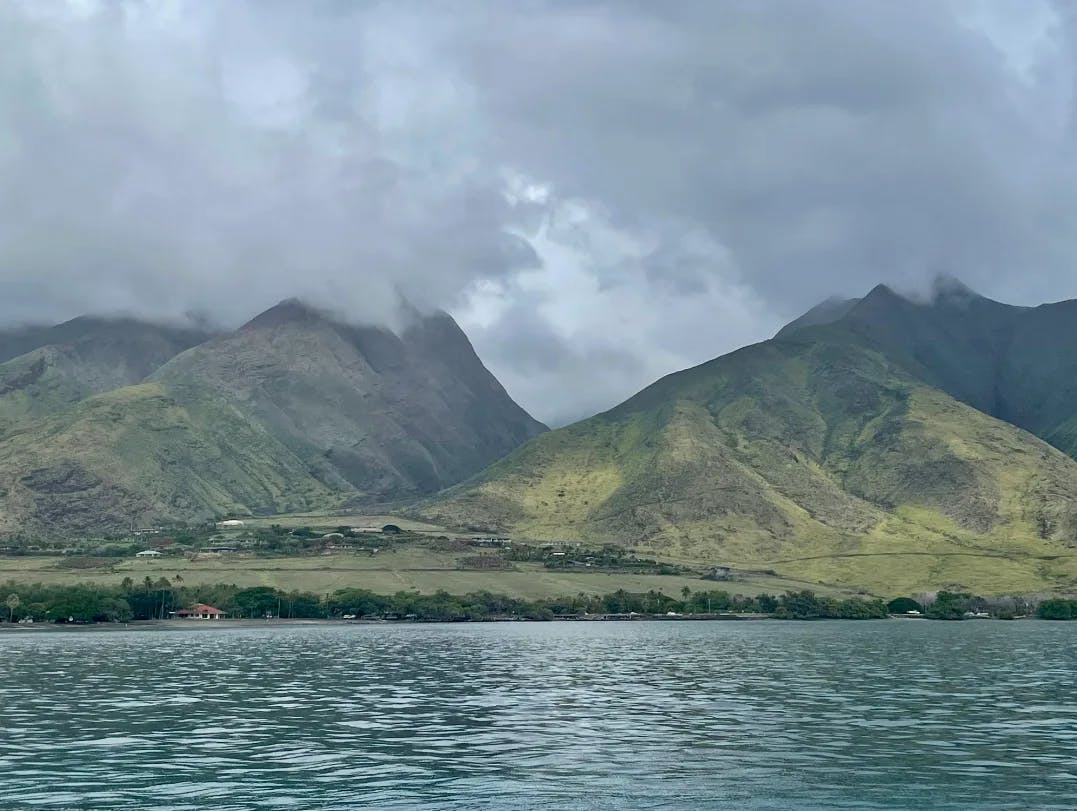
[0,613,1038,633]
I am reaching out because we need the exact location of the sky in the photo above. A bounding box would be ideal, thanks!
[1,1,1076,425]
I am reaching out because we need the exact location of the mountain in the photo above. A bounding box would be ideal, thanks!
[773,296,859,339]
[424,280,1077,595]
[0,303,545,534]
[151,300,546,498]
[779,277,1077,456]
[0,317,213,438]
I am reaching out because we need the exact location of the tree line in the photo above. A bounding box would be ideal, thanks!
[1036,598,1077,619]
[0,580,897,623]
[3,580,1073,624]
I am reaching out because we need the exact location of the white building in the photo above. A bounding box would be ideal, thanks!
[135,550,162,558]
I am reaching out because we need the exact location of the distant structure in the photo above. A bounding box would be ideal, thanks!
[702,566,732,581]
[470,537,512,547]
[217,519,245,528]
[176,604,227,620]
[135,549,162,558]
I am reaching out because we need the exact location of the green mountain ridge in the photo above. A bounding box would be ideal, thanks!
[0,302,545,534]
[0,317,214,439]
[779,278,1077,454]
[424,281,1077,595]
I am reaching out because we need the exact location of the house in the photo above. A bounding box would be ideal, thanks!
[176,603,227,620]
[135,549,162,558]
[217,519,245,528]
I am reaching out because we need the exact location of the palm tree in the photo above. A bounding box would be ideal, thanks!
[5,593,20,622]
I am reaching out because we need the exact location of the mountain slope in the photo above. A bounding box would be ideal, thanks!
[778,277,1077,457]
[0,302,545,533]
[0,317,213,438]
[152,300,546,498]
[0,383,345,533]
[425,332,1077,595]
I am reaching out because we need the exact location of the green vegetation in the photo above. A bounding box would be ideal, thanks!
[0,517,856,603]
[886,597,922,613]
[772,590,888,619]
[425,328,1077,597]
[923,591,976,620]
[9,283,1077,600]
[0,581,890,624]
[0,549,808,603]
[1036,599,1077,619]
[505,543,691,575]
[0,303,544,535]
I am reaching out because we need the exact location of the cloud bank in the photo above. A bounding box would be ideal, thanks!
[2,1,1076,424]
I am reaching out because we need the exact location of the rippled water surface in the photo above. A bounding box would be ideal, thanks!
[0,621,1075,810]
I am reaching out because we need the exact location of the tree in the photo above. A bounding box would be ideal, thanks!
[234,586,281,618]
[754,593,778,613]
[5,593,20,622]
[925,591,972,620]
[381,524,403,534]
[887,597,923,614]
[1037,599,1076,620]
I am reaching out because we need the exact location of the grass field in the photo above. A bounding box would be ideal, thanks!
[0,549,856,600]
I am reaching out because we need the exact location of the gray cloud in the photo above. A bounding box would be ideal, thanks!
[0,1,534,328]
[2,1,1076,424]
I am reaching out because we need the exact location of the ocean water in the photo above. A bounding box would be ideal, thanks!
[0,620,1073,810]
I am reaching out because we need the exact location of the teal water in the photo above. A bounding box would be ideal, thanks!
[0,621,1073,810]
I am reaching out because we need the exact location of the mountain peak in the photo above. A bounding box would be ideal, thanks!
[240,299,331,331]
[775,295,861,339]
[929,274,981,305]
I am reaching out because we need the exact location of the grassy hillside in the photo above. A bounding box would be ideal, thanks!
[0,383,349,534]
[781,280,1077,460]
[0,318,212,438]
[424,336,1077,595]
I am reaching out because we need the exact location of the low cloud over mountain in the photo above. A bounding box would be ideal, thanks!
[4,1,1077,423]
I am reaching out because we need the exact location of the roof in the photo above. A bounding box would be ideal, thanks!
[135,550,161,556]
[178,603,226,615]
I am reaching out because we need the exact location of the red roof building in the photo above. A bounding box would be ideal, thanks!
[175,603,227,620]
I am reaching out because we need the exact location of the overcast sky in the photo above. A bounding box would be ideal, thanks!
[2,1,1076,425]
